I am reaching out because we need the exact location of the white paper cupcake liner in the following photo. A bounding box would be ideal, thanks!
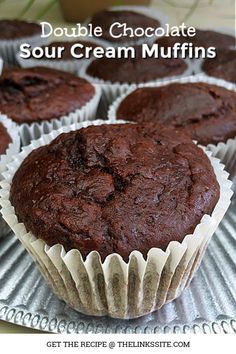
[9,83,101,146]
[0,33,48,66]
[0,120,233,319]
[108,74,236,176]
[207,138,236,193]
[79,58,193,113]
[84,5,169,47]
[16,37,110,75]
[0,56,3,75]
[0,114,20,238]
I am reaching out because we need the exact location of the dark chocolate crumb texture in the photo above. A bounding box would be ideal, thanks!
[0,67,95,124]
[0,19,41,40]
[10,123,220,261]
[0,122,11,155]
[117,82,236,145]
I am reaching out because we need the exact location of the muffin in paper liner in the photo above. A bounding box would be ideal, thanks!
[0,33,48,66]
[0,120,233,319]
[8,83,101,146]
[193,58,236,86]
[16,37,110,75]
[79,58,193,113]
[84,5,169,48]
[0,114,20,237]
[108,74,236,177]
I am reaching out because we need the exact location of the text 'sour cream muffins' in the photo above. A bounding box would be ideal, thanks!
[0,66,101,145]
[0,120,232,319]
[0,19,45,65]
[0,114,20,237]
[17,38,109,74]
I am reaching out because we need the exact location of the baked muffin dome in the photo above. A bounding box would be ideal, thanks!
[202,49,236,83]
[0,19,41,40]
[86,46,187,84]
[90,9,160,43]
[155,29,235,50]
[10,122,220,261]
[116,82,236,145]
[0,66,95,124]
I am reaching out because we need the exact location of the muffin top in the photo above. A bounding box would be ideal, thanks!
[202,49,236,83]
[155,29,235,50]
[10,123,220,261]
[116,82,236,145]
[90,9,160,43]
[0,67,95,124]
[193,29,235,49]
[0,122,11,155]
[33,40,103,61]
[0,19,41,40]
[86,46,187,84]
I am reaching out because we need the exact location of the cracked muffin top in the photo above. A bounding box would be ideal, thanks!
[155,29,235,50]
[86,46,187,84]
[0,123,11,155]
[90,9,160,43]
[116,82,236,145]
[0,19,41,40]
[0,67,95,124]
[202,49,236,84]
[10,122,220,261]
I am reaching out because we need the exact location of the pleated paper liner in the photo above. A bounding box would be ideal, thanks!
[208,138,236,193]
[0,33,48,66]
[0,120,233,319]
[0,56,3,75]
[0,114,20,237]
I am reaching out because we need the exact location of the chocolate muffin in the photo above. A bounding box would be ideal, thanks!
[0,122,11,155]
[0,19,41,40]
[90,9,160,43]
[116,82,236,145]
[202,49,236,83]
[193,29,235,49]
[0,66,95,124]
[155,29,235,50]
[10,122,220,261]
[86,46,187,84]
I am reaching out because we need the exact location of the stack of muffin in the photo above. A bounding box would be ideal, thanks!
[0,7,235,320]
